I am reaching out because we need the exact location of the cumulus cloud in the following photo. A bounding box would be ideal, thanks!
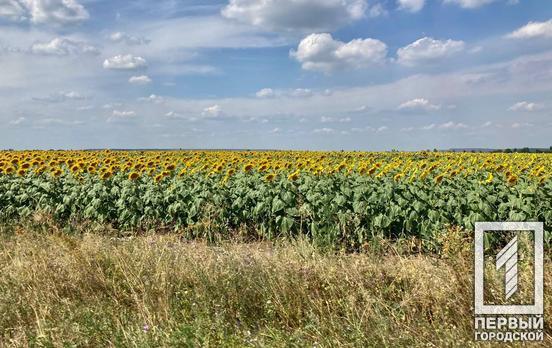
[321,116,351,123]
[398,0,425,12]
[398,98,441,111]
[221,0,367,32]
[439,121,468,129]
[508,101,543,112]
[0,0,89,25]
[443,0,496,9]
[290,88,313,98]
[111,110,136,118]
[511,122,533,128]
[313,127,336,134]
[32,90,85,102]
[30,37,99,56]
[420,122,468,131]
[9,116,26,125]
[35,118,83,126]
[202,104,222,118]
[138,94,164,104]
[256,88,275,98]
[507,19,552,39]
[256,87,330,98]
[291,33,387,73]
[397,37,465,66]
[103,54,147,70]
[129,75,152,85]
[110,32,150,45]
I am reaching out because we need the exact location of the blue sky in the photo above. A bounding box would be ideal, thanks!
[0,0,551,150]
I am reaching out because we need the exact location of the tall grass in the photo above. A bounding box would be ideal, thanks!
[0,223,550,347]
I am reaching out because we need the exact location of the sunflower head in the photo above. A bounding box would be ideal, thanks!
[287,170,300,181]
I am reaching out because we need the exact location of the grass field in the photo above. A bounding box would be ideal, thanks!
[0,220,549,347]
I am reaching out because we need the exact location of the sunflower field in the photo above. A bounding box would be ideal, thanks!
[0,150,550,249]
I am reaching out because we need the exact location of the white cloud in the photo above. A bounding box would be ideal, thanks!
[221,0,367,32]
[321,116,351,123]
[76,105,94,111]
[443,0,496,9]
[0,1,28,21]
[368,3,387,17]
[350,126,386,133]
[32,91,85,102]
[103,54,147,70]
[138,94,164,104]
[202,104,222,117]
[9,116,26,125]
[255,88,331,98]
[417,122,468,131]
[511,122,533,128]
[398,98,441,111]
[256,88,275,98]
[111,110,136,118]
[397,37,465,66]
[129,75,152,85]
[0,0,89,25]
[313,127,336,134]
[439,121,468,129]
[36,118,83,126]
[30,37,99,56]
[110,32,150,45]
[290,88,313,98]
[508,101,543,112]
[507,19,552,39]
[291,33,387,73]
[398,0,425,13]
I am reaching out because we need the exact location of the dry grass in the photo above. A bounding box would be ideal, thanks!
[0,224,550,347]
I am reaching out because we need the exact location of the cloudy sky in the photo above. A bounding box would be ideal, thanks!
[1,0,551,150]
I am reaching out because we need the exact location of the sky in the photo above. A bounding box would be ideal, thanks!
[0,0,551,150]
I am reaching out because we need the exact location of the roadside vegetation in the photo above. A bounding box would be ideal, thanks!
[0,220,550,347]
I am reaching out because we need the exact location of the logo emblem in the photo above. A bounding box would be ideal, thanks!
[474,222,544,342]
[474,222,543,315]
[496,236,518,300]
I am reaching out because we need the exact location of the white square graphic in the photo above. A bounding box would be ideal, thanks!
[474,222,543,315]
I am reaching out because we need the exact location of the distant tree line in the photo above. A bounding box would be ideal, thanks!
[500,146,552,153]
